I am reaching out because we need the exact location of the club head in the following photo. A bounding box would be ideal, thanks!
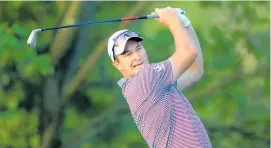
[27,29,42,48]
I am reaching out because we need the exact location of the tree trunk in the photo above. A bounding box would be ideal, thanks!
[39,2,82,148]
[40,76,62,148]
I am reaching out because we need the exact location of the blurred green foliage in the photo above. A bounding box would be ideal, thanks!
[0,1,269,148]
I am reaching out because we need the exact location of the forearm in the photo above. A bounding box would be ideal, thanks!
[169,20,198,80]
[177,24,204,91]
[169,22,197,57]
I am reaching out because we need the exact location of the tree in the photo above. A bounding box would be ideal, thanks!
[0,1,269,148]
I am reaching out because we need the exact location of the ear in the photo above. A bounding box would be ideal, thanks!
[112,59,123,71]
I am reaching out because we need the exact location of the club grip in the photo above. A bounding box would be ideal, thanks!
[146,14,159,19]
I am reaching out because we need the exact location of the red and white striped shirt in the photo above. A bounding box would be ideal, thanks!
[118,59,212,148]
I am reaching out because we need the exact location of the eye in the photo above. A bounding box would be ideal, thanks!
[136,46,142,51]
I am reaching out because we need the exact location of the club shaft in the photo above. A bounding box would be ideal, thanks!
[41,15,155,31]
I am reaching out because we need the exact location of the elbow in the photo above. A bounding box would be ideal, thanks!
[188,45,198,61]
[192,53,204,82]
[195,66,204,82]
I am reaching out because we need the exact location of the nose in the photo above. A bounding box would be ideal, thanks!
[132,51,140,60]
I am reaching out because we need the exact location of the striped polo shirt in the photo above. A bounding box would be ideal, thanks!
[117,59,212,148]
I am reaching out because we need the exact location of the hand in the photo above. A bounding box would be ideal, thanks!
[153,7,181,27]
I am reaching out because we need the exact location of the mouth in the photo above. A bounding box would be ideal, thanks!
[133,62,143,68]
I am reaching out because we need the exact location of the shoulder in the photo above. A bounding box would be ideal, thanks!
[138,59,172,75]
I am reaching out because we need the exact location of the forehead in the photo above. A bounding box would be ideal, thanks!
[125,40,142,49]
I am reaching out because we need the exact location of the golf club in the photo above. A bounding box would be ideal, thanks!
[27,14,159,48]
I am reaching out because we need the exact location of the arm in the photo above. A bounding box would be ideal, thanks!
[155,8,198,82]
[176,23,204,92]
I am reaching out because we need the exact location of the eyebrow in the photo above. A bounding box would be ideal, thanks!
[122,49,130,54]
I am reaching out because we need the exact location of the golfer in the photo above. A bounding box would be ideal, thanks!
[107,7,212,148]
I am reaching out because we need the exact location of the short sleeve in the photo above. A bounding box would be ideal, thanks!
[132,59,174,97]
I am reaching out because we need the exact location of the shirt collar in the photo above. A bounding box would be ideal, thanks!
[117,77,128,88]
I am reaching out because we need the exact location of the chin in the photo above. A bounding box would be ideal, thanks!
[135,66,143,72]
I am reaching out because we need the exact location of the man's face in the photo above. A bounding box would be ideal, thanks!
[113,40,149,77]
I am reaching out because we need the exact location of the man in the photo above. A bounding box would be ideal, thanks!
[107,7,212,148]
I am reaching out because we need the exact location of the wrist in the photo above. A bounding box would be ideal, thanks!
[179,13,191,27]
[168,21,183,33]
[173,8,191,27]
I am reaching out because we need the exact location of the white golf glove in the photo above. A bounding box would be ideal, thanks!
[173,8,191,27]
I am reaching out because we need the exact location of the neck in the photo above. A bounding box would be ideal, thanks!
[121,71,129,78]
